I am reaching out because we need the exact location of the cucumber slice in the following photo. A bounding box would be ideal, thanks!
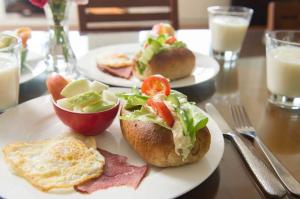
[102,90,118,104]
[56,98,73,110]
[60,79,90,98]
[90,81,109,93]
[67,91,101,108]
[83,101,114,113]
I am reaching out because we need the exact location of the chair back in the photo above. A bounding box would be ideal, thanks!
[267,1,300,30]
[78,0,178,32]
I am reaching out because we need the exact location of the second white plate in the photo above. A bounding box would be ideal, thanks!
[77,43,219,88]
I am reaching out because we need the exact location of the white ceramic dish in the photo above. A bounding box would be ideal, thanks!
[77,43,220,88]
[0,88,224,199]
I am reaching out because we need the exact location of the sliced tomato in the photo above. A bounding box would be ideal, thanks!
[141,75,170,96]
[147,98,174,127]
[152,23,175,36]
[46,73,69,101]
[165,36,177,44]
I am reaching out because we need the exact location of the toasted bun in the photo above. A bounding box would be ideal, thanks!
[133,48,196,80]
[120,108,211,167]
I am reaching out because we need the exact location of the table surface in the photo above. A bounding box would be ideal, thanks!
[18,29,300,199]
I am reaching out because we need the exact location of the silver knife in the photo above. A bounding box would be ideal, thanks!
[205,103,286,198]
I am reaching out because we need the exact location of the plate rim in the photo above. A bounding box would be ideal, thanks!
[0,92,224,199]
[77,43,220,88]
[20,55,46,84]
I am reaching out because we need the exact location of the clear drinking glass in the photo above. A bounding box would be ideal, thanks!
[208,6,253,61]
[266,31,300,109]
[0,33,20,112]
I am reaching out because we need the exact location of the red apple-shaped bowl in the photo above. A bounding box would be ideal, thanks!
[52,99,120,136]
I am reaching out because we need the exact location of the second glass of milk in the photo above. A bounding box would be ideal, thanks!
[266,31,300,109]
[0,34,20,112]
[208,6,253,61]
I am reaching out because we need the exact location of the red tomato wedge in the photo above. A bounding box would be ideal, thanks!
[165,36,177,44]
[147,98,174,127]
[46,73,69,101]
[141,75,170,96]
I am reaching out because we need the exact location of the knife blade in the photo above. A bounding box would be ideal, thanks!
[205,103,286,198]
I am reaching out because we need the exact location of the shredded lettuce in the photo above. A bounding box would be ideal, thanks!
[119,106,171,130]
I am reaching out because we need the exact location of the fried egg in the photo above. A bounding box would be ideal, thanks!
[2,134,104,192]
[96,53,133,68]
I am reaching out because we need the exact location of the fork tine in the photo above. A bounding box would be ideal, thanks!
[231,105,237,126]
[241,106,252,127]
[230,105,241,129]
[237,106,247,128]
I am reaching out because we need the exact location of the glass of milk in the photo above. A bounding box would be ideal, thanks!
[208,6,253,61]
[0,33,20,112]
[266,31,300,109]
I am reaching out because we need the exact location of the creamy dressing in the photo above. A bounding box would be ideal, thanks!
[171,120,193,160]
[164,100,193,160]
[145,98,194,160]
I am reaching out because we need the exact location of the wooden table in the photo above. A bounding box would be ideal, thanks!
[19,29,300,199]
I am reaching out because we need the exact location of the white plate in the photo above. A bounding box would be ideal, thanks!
[20,51,46,84]
[0,89,224,199]
[77,43,219,88]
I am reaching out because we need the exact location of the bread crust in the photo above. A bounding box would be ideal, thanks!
[120,108,211,167]
[133,48,196,80]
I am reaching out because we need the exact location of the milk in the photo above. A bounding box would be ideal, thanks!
[267,46,300,97]
[210,16,249,52]
[0,57,19,111]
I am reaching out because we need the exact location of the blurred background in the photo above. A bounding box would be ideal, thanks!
[0,0,273,30]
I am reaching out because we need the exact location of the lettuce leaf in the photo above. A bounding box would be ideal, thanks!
[119,106,171,130]
[170,41,186,48]
[117,89,148,109]
[180,102,208,143]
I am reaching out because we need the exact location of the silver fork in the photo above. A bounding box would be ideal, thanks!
[231,105,300,197]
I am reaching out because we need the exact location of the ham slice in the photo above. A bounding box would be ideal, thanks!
[97,64,132,79]
[75,149,148,193]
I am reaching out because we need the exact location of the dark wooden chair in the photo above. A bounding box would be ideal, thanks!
[78,0,178,32]
[267,1,300,30]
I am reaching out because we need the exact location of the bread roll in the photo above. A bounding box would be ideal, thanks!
[133,48,196,81]
[120,108,211,167]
